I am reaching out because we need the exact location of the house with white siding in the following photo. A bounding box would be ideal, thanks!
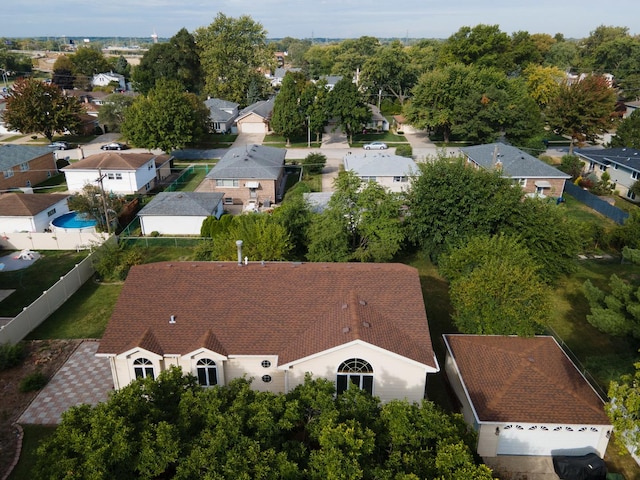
[97,262,440,403]
[0,193,70,233]
[576,148,640,202]
[343,152,417,193]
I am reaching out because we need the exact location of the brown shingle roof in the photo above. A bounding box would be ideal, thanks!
[0,193,70,216]
[444,335,610,425]
[98,262,437,369]
[62,152,170,171]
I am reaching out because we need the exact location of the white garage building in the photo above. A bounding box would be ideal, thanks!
[443,335,612,458]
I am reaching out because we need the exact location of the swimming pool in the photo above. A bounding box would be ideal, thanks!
[51,212,98,232]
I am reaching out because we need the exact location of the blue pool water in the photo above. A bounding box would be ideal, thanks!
[52,212,97,229]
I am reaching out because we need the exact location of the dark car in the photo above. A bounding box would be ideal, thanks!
[101,142,128,151]
[47,141,71,150]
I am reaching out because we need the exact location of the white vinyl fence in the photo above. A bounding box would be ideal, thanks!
[0,252,98,344]
[0,231,109,252]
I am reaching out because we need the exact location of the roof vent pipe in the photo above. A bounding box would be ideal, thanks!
[169,315,176,324]
[236,240,243,266]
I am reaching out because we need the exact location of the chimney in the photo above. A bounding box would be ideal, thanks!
[236,240,243,266]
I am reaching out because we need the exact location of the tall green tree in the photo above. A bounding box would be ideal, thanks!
[4,77,83,141]
[196,13,272,105]
[406,156,523,258]
[332,36,380,78]
[326,77,371,144]
[306,170,405,263]
[132,28,202,95]
[98,93,135,132]
[611,110,640,148]
[440,234,551,336]
[359,40,417,106]
[69,46,110,89]
[301,79,329,143]
[545,75,617,154]
[121,79,209,152]
[523,64,564,108]
[583,274,640,339]
[67,185,125,233]
[271,71,307,146]
[439,24,512,71]
[607,360,640,456]
[51,55,75,90]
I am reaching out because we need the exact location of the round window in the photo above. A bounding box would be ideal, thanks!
[261,360,271,368]
[262,375,272,383]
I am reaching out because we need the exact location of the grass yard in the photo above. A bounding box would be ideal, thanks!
[561,193,617,227]
[33,173,67,193]
[0,251,89,317]
[171,163,212,192]
[8,425,56,480]
[188,133,237,149]
[263,133,322,148]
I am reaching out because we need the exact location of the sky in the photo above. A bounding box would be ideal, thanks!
[5,0,640,41]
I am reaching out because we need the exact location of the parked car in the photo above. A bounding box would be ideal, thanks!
[363,141,388,150]
[47,141,71,150]
[101,142,128,151]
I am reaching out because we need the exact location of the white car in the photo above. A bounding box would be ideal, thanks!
[363,141,388,150]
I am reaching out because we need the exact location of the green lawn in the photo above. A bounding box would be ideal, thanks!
[263,133,322,148]
[8,425,56,480]
[0,251,89,317]
[170,164,210,192]
[33,173,67,193]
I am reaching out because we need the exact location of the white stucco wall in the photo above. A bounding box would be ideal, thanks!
[371,176,412,193]
[64,165,156,194]
[140,216,207,236]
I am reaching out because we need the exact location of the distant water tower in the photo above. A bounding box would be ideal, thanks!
[151,30,158,43]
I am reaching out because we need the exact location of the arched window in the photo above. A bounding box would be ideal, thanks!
[133,357,154,380]
[336,358,373,395]
[196,358,218,386]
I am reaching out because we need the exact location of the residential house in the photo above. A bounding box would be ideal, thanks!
[443,334,612,457]
[203,144,286,207]
[365,104,389,132]
[96,261,440,403]
[314,75,343,91]
[235,98,274,134]
[62,152,172,194]
[460,142,570,198]
[91,72,126,91]
[137,192,225,236]
[267,67,302,88]
[576,147,640,202]
[623,100,640,119]
[0,193,70,233]
[204,98,239,134]
[344,152,417,193]
[0,145,57,191]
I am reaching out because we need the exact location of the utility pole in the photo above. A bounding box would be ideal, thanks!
[96,168,112,234]
[306,115,311,148]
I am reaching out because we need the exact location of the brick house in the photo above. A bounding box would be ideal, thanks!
[0,145,57,191]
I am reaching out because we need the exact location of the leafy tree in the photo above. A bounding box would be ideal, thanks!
[111,55,131,79]
[610,210,640,250]
[3,77,83,141]
[271,71,307,145]
[360,40,417,106]
[271,193,313,260]
[307,170,405,263]
[301,152,326,175]
[206,214,292,262]
[326,78,370,144]
[543,40,578,70]
[67,184,125,233]
[303,44,338,78]
[121,79,209,152]
[51,54,75,90]
[509,30,544,71]
[406,156,522,259]
[98,93,135,132]
[196,13,272,105]
[0,45,32,77]
[301,79,329,143]
[132,28,202,95]
[439,24,512,71]
[611,110,640,148]
[523,64,564,108]
[578,25,631,70]
[607,360,640,455]
[557,154,584,179]
[545,75,617,154]
[69,46,110,89]
[332,36,380,78]
[92,241,144,282]
[440,234,551,336]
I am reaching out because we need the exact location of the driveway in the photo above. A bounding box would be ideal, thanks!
[483,456,558,479]
[232,132,265,147]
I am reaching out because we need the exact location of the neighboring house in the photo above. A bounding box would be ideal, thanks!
[0,145,57,191]
[443,335,612,458]
[0,193,70,233]
[623,100,640,119]
[314,75,343,91]
[204,98,239,134]
[203,144,286,207]
[343,152,417,193]
[62,152,172,194]
[137,192,225,236]
[365,104,389,132]
[235,98,275,134]
[96,261,440,403]
[267,67,302,88]
[576,147,640,202]
[91,72,126,91]
[460,142,570,198]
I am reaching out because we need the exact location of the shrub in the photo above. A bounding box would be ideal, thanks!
[19,371,48,392]
[0,342,26,371]
[149,231,160,237]
[301,152,327,175]
[395,144,413,158]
